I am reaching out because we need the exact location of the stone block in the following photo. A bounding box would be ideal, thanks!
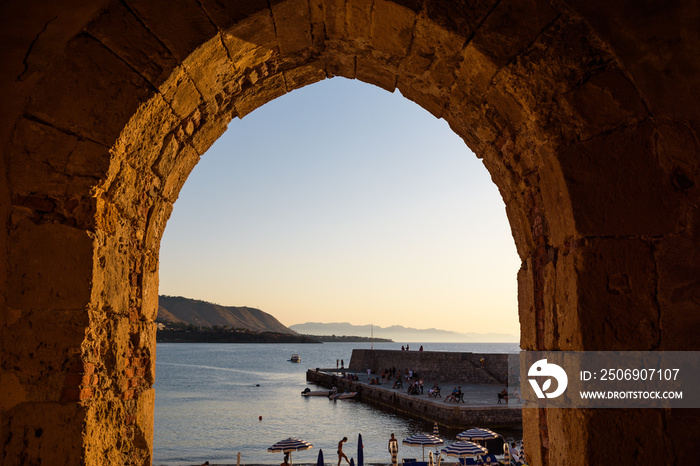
[9,118,110,197]
[112,93,180,169]
[4,402,86,465]
[654,225,700,349]
[396,82,444,118]
[664,408,700,463]
[469,0,558,68]
[356,56,398,92]
[190,112,230,155]
[541,261,558,349]
[182,37,238,105]
[586,409,667,464]
[521,408,542,465]
[200,0,269,31]
[346,0,373,39]
[559,67,648,140]
[652,120,700,196]
[401,14,465,79]
[3,308,89,403]
[159,67,204,120]
[234,72,288,117]
[136,388,156,457]
[545,409,589,465]
[161,144,200,202]
[324,41,359,78]
[141,257,161,322]
[0,372,26,412]
[271,0,313,54]
[454,43,499,98]
[538,151,576,246]
[423,0,496,37]
[504,196,533,259]
[221,10,279,73]
[7,218,94,311]
[553,122,681,236]
[573,238,659,350]
[370,1,417,56]
[321,0,347,39]
[127,0,218,62]
[517,260,537,350]
[90,241,129,320]
[283,63,328,92]
[26,34,154,147]
[86,1,179,87]
[551,249,582,350]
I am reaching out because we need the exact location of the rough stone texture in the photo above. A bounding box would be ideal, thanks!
[2,0,700,464]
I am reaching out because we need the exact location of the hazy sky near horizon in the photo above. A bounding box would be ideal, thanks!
[158,78,521,336]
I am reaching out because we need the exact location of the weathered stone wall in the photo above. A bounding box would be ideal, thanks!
[307,369,521,429]
[1,0,699,465]
[348,349,508,384]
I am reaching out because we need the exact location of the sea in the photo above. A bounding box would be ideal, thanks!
[153,341,521,466]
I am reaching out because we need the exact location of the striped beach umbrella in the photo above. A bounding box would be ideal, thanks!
[402,434,444,461]
[432,422,440,436]
[441,441,488,458]
[268,438,313,465]
[456,427,499,442]
[503,443,510,465]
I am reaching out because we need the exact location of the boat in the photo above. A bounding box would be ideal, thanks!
[301,388,330,396]
[289,354,301,363]
[329,391,358,400]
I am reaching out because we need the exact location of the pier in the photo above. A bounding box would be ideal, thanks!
[306,349,521,429]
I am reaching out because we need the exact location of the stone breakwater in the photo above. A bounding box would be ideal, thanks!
[348,349,510,384]
[306,349,521,429]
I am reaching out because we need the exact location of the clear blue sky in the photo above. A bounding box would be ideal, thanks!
[158,77,521,336]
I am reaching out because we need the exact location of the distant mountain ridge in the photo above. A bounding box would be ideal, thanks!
[157,295,294,334]
[289,322,517,343]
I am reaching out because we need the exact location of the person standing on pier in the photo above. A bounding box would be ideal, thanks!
[388,433,399,466]
[337,437,350,466]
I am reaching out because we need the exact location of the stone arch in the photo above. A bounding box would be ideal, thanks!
[1,1,699,465]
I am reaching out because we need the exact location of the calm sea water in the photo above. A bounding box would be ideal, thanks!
[153,342,521,466]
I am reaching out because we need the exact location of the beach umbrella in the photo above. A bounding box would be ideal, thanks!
[402,434,444,461]
[503,443,510,466]
[317,449,324,466]
[268,438,313,465]
[441,441,488,458]
[456,428,499,442]
[358,434,364,466]
[432,423,440,437]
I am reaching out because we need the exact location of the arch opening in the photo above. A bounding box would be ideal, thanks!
[2,1,699,465]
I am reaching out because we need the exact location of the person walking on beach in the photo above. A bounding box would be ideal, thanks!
[388,433,399,466]
[337,437,350,466]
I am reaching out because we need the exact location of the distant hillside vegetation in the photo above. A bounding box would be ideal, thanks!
[158,295,294,334]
